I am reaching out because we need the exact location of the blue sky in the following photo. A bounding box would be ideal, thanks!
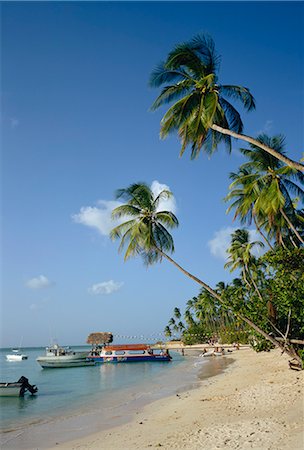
[1,2,303,347]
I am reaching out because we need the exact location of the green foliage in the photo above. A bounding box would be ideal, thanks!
[110,183,179,264]
[225,134,304,247]
[262,248,304,338]
[181,323,211,345]
[298,349,304,364]
[150,33,255,158]
[248,334,274,352]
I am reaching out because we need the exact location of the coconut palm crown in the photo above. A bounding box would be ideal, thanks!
[110,183,178,264]
[225,134,304,246]
[150,34,304,171]
[150,34,255,158]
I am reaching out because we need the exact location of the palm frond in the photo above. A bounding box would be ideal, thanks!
[155,211,179,228]
[149,63,194,88]
[111,204,141,219]
[150,81,193,111]
[220,85,255,111]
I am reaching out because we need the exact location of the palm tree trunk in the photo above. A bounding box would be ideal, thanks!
[253,216,274,250]
[156,247,302,366]
[248,271,264,303]
[211,124,304,172]
[280,208,304,245]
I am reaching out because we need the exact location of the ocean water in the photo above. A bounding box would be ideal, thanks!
[0,346,231,449]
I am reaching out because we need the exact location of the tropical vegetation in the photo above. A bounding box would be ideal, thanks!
[109,33,303,369]
[150,34,304,171]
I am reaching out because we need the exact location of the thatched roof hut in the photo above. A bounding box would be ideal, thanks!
[87,332,113,345]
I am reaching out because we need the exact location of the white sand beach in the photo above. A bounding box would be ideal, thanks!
[50,348,304,450]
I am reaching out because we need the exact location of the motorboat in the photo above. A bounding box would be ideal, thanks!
[87,343,172,363]
[0,376,38,397]
[6,338,28,361]
[36,344,90,369]
[6,351,28,361]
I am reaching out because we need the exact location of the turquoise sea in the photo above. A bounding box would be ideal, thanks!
[0,346,231,449]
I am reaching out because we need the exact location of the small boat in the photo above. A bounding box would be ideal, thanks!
[6,337,28,361]
[87,344,172,364]
[6,352,28,361]
[36,344,90,369]
[0,376,38,397]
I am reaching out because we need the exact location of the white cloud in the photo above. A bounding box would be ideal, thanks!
[72,181,177,237]
[72,200,122,236]
[26,275,53,290]
[151,180,177,214]
[88,280,124,295]
[207,227,264,261]
[208,227,237,260]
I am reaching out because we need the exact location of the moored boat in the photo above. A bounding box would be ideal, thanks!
[87,343,172,363]
[36,344,89,369]
[6,352,28,361]
[0,376,38,397]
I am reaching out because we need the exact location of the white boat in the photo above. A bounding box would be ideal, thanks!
[0,376,38,397]
[6,337,28,361]
[6,352,28,361]
[36,344,90,369]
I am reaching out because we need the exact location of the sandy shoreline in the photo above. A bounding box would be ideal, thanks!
[49,348,303,450]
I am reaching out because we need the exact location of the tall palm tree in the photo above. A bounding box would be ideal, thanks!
[225,166,274,249]
[226,135,304,245]
[150,34,303,171]
[110,182,301,363]
[225,229,264,301]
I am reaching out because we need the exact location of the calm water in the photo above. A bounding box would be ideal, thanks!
[0,346,231,449]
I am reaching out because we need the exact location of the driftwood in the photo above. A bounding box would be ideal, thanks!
[87,332,113,345]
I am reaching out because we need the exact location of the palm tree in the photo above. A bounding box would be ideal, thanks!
[225,166,274,249]
[164,325,172,339]
[184,309,195,326]
[226,135,304,245]
[168,317,176,328]
[110,182,301,364]
[225,230,264,281]
[173,307,181,320]
[225,229,265,302]
[150,34,303,172]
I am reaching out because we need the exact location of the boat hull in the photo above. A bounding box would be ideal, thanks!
[6,354,28,361]
[37,359,95,369]
[0,383,22,397]
[0,377,38,396]
[87,355,171,363]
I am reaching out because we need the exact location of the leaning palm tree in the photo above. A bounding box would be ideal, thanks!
[150,34,303,171]
[225,229,265,303]
[226,135,304,246]
[110,182,301,364]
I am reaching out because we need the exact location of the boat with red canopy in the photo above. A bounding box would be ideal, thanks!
[87,343,171,363]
